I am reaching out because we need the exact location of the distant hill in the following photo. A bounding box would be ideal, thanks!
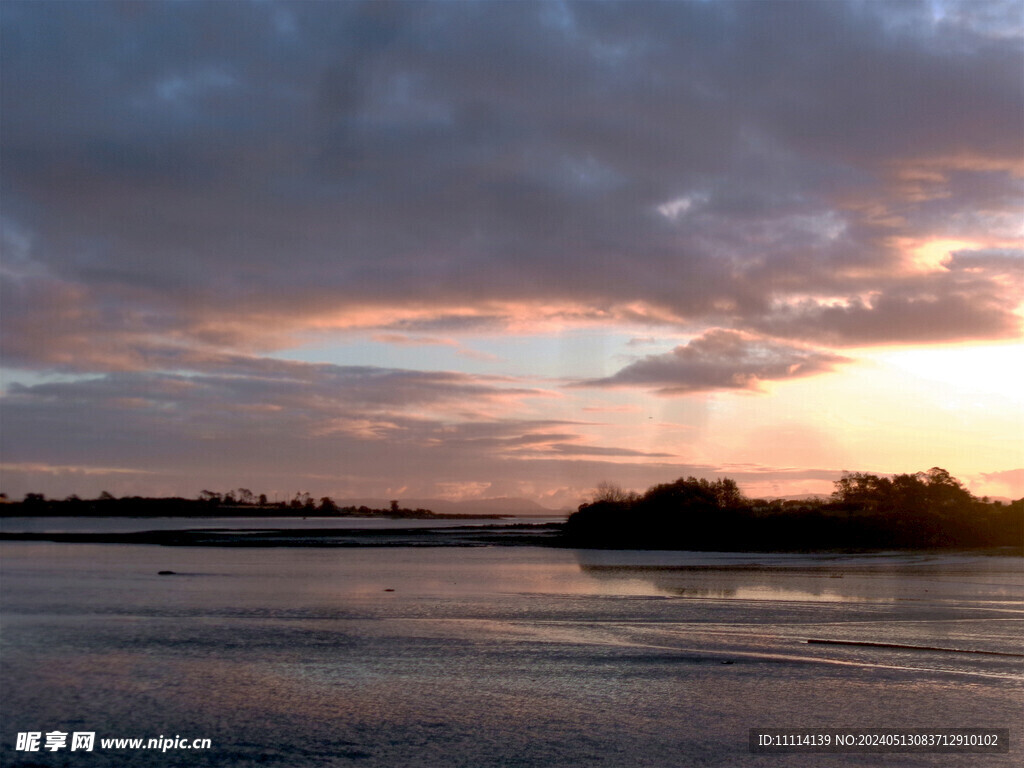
[338,497,561,516]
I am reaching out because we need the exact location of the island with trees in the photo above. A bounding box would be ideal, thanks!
[563,468,1023,552]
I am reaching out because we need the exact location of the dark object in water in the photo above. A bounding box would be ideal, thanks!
[384,588,395,592]
[157,570,176,575]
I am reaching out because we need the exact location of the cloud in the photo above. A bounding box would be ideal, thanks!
[574,330,850,395]
[976,468,1024,499]
[1,1,1021,501]
[1,0,1021,366]
[0,354,670,498]
[751,276,1022,345]
[0,342,850,502]
[946,248,1024,276]
[0,462,154,477]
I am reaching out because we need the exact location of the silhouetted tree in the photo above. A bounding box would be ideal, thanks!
[198,490,221,505]
[589,481,639,504]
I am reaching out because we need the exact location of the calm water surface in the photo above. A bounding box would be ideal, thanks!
[1,542,1021,767]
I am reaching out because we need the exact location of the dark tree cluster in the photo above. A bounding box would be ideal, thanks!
[563,469,1023,551]
[2,490,437,519]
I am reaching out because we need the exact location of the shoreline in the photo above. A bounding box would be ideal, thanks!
[0,524,565,548]
[1,527,1020,555]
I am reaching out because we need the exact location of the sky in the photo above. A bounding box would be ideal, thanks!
[1,0,1022,508]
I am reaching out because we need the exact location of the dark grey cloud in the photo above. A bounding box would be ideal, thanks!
[576,329,850,394]
[750,266,1022,345]
[2,0,1021,369]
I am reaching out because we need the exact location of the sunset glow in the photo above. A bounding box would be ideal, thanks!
[1,0,1021,507]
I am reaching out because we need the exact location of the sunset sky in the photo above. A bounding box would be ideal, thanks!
[1,0,1022,508]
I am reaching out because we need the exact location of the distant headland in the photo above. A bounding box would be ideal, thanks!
[0,490,499,520]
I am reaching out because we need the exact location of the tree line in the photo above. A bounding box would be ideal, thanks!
[3,489,437,518]
[563,468,1023,551]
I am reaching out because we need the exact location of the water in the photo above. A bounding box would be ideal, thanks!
[1,541,1021,766]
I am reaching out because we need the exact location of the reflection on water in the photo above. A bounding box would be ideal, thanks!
[579,564,880,602]
[574,550,1024,606]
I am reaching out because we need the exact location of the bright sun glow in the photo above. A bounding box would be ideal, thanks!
[900,238,977,272]
[861,342,1024,402]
